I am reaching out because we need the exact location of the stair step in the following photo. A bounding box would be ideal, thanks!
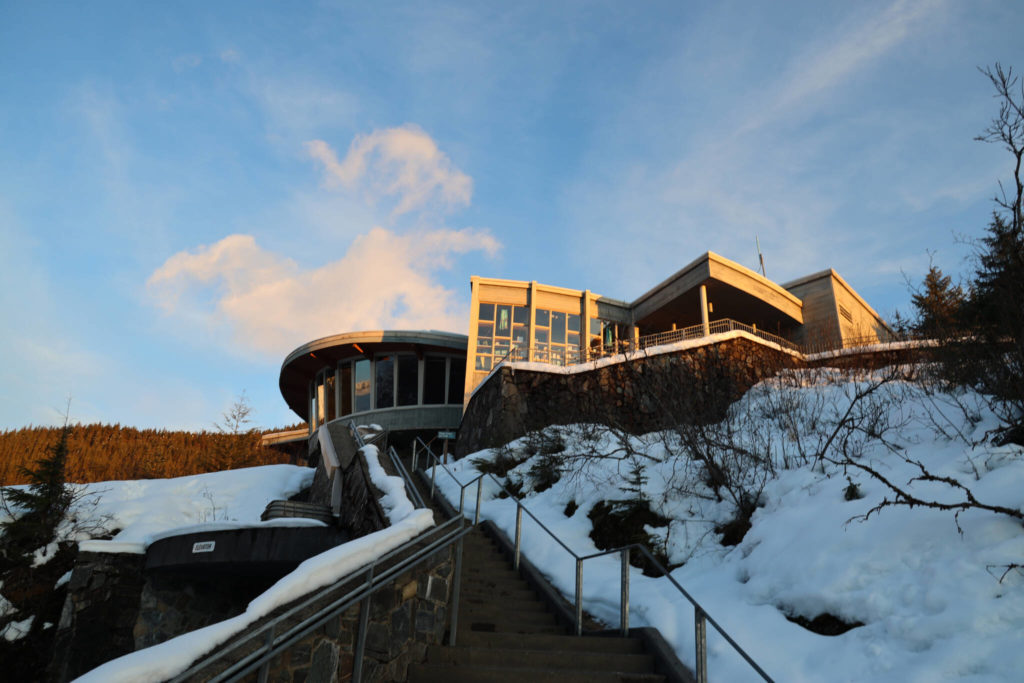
[459,606,556,625]
[426,645,656,673]
[455,631,646,653]
[461,586,538,601]
[408,663,665,683]
[458,621,568,635]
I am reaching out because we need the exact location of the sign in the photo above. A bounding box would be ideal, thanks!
[192,541,216,554]
[437,430,457,440]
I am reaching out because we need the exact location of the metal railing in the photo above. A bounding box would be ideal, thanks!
[411,437,774,683]
[349,420,426,509]
[636,318,800,353]
[168,423,470,683]
[488,318,802,372]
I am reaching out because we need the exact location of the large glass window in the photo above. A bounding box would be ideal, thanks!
[339,363,352,416]
[375,356,394,409]
[397,355,419,406]
[316,375,326,427]
[448,358,466,404]
[423,357,447,405]
[477,303,528,369]
[533,307,581,365]
[324,371,337,421]
[354,359,371,412]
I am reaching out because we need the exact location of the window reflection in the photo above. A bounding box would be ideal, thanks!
[375,356,394,409]
[354,359,371,412]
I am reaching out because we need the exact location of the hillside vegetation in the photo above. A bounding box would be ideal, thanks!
[0,424,302,484]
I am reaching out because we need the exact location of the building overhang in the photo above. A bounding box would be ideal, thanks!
[279,330,468,421]
[629,251,804,334]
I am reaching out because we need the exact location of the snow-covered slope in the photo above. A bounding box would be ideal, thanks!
[434,373,1024,682]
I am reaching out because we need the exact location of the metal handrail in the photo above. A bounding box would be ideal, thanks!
[412,436,774,683]
[349,419,427,510]
[168,516,470,683]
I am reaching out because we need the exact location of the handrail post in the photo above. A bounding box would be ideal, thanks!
[412,441,418,472]
[513,505,523,570]
[430,456,437,500]
[620,548,630,637]
[458,486,466,515]
[257,625,273,683]
[474,477,483,525]
[353,594,371,683]
[694,606,708,683]
[574,558,583,636]
[449,535,464,647]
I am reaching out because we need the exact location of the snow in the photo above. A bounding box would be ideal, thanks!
[73,434,433,683]
[434,374,1024,682]
[2,615,34,642]
[362,444,415,523]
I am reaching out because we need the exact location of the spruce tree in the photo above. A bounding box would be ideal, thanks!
[0,426,74,562]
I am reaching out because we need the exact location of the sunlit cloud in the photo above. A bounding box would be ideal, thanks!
[147,227,500,357]
[306,125,473,217]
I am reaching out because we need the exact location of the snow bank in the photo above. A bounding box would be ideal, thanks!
[436,377,1024,682]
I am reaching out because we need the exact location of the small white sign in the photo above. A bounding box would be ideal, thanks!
[192,541,216,554]
[438,430,457,440]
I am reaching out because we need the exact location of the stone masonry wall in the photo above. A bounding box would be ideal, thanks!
[263,545,454,683]
[309,424,388,539]
[179,542,455,683]
[48,551,147,682]
[133,572,277,650]
[457,336,800,457]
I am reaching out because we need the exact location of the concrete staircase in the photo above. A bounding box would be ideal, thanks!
[408,526,667,682]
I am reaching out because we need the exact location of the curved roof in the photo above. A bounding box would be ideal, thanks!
[278,330,468,420]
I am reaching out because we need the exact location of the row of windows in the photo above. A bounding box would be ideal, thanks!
[310,354,465,429]
[474,301,631,370]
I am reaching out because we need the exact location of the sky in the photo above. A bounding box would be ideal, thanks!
[1,0,1022,431]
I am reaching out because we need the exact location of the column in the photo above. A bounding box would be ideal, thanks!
[700,284,710,337]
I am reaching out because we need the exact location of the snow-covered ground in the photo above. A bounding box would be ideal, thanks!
[72,441,431,682]
[0,434,432,682]
[433,372,1024,682]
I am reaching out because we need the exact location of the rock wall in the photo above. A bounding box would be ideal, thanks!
[49,551,147,682]
[133,572,276,650]
[267,547,453,682]
[182,543,455,683]
[457,336,799,457]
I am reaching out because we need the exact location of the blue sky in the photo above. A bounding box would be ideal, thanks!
[1,0,1021,431]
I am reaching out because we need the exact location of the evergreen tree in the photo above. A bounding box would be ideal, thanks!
[939,64,1024,442]
[910,263,965,338]
[0,426,74,562]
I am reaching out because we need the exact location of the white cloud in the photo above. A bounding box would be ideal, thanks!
[306,125,473,217]
[741,0,946,134]
[146,227,500,357]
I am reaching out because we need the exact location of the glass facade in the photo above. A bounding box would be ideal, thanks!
[307,351,465,429]
[476,302,532,371]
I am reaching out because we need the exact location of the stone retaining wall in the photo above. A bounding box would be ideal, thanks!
[263,545,453,682]
[457,336,799,457]
[457,335,932,457]
[49,551,147,682]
